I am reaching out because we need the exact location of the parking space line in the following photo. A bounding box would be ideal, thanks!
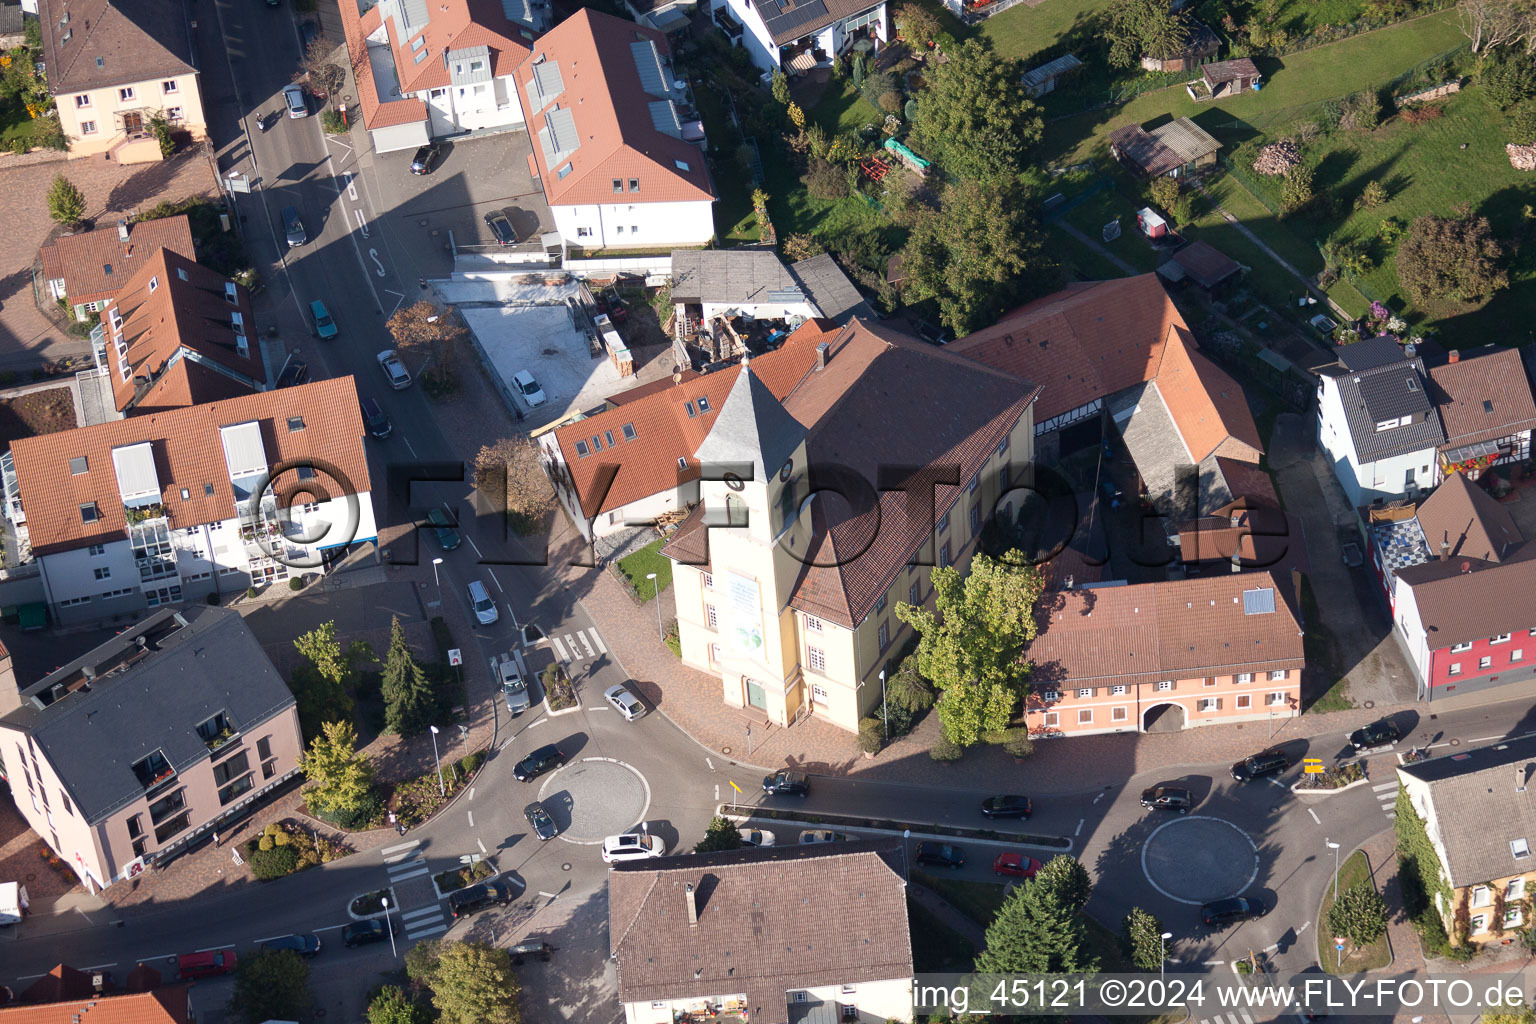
[467,811,474,827]
[477,838,487,854]
[1308,808,1320,824]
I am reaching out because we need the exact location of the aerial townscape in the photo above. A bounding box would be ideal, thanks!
[1,0,1536,1018]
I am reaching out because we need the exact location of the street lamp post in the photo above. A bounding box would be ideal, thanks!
[429,725,445,796]
[432,557,443,608]
[1326,839,1342,968]
[381,896,397,958]
[902,829,912,882]
[879,669,888,740]
[647,572,662,641]
[1159,932,1173,982]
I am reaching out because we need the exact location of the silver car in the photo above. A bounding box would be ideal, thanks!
[604,684,644,721]
[467,579,498,625]
[283,83,308,118]
[500,658,530,715]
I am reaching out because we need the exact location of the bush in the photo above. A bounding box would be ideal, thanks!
[259,835,274,852]
[1004,732,1035,759]
[249,844,301,879]
[877,91,902,114]
[1358,180,1388,209]
[311,786,385,830]
[1403,103,1446,125]
[457,751,484,776]
[803,158,848,200]
[1483,50,1536,109]
[904,98,918,121]
[663,619,681,658]
[1507,102,1536,142]
[321,108,346,134]
[930,736,963,762]
[289,577,304,591]
[1339,91,1381,132]
[1281,165,1316,214]
[858,717,885,754]
[860,71,897,110]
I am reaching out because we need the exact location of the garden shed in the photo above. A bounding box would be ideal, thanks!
[1140,21,1219,73]
[1107,117,1221,179]
[1021,54,1083,98]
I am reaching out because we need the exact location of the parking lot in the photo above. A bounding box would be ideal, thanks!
[369,129,552,269]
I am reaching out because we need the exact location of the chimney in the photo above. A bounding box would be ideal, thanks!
[1439,541,1449,561]
[816,342,829,369]
[685,882,698,926]
[116,220,129,243]
[92,973,106,994]
[1449,350,1460,363]
[1404,342,1416,358]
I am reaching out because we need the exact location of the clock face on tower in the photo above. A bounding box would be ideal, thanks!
[779,458,794,482]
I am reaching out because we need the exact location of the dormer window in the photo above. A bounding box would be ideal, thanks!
[131,749,174,790]
[225,282,238,303]
[196,711,236,751]
[1375,417,1402,431]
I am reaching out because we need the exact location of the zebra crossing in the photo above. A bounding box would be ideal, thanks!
[1196,1010,1257,1024]
[550,627,606,665]
[380,840,448,939]
[1372,779,1398,819]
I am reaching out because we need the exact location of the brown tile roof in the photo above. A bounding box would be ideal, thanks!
[340,3,429,131]
[784,321,1040,627]
[1155,326,1263,463]
[1209,456,1279,509]
[608,842,912,1013]
[1174,507,1309,575]
[549,320,837,520]
[36,0,196,94]
[1414,472,1522,563]
[18,967,97,1005]
[1,984,189,1024]
[1204,57,1261,85]
[130,358,259,416]
[1396,548,1536,650]
[1429,346,1536,450]
[38,217,196,309]
[949,274,1183,422]
[1169,240,1241,289]
[1026,571,1305,690]
[103,248,261,414]
[516,9,714,207]
[1106,124,1183,178]
[10,377,370,556]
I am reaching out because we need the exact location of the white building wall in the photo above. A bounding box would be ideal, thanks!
[430,74,526,133]
[1392,578,1431,693]
[798,979,912,1022]
[1316,379,1433,505]
[553,199,715,250]
[712,0,780,70]
[700,300,816,322]
[40,543,138,605]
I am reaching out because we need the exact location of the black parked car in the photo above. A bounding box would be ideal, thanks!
[1140,786,1193,813]
[980,795,1032,819]
[341,919,395,947]
[275,354,309,389]
[1231,747,1290,783]
[525,802,558,841]
[484,211,518,246]
[261,933,321,956]
[514,744,567,782]
[1349,718,1401,751]
[410,142,443,175]
[761,770,809,796]
[914,842,966,869]
[448,878,518,919]
[1200,896,1267,928]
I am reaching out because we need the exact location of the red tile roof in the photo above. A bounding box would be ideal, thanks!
[1026,571,1305,689]
[547,319,836,519]
[389,0,534,97]
[340,2,429,131]
[1429,346,1536,450]
[949,274,1183,422]
[0,983,189,1024]
[102,248,261,414]
[11,377,371,556]
[1397,548,1536,650]
[1155,326,1263,462]
[516,9,713,207]
[38,217,195,310]
[1414,471,1522,563]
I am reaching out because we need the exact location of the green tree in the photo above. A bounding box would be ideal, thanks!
[895,550,1047,746]
[1485,1006,1536,1024]
[287,660,355,740]
[1121,907,1167,972]
[1103,0,1191,67]
[1397,205,1509,304]
[895,2,942,44]
[295,620,375,689]
[381,615,436,736]
[1280,164,1315,214]
[231,949,311,1024]
[1035,855,1091,910]
[412,940,521,1024]
[300,720,376,819]
[47,174,85,227]
[1358,180,1388,208]
[771,69,791,106]
[695,815,744,853]
[1482,48,1536,108]
[911,39,1040,182]
[898,178,1046,334]
[367,986,429,1024]
[977,868,1098,973]
[883,656,935,736]
[1328,878,1388,945]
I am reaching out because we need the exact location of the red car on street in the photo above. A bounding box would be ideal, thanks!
[992,852,1043,879]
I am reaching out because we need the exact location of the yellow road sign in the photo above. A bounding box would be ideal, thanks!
[729,780,743,795]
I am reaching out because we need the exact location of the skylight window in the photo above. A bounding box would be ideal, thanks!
[575,440,590,457]
[675,159,691,172]
[69,456,88,475]
[697,396,711,413]
[1515,838,1531,859]
[622,423,637,440]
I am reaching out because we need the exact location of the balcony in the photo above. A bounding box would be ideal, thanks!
[131,750,177,794]
[124,502,166,526]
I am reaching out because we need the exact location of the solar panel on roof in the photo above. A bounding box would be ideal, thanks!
[1242,587,1276,615]
[648,100,682,138]
[630,40,669,98]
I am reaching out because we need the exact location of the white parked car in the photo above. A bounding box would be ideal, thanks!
[739,827,776,847]
[377,349,411,390]
[604,684,645,721]
[601,831,667,863]
[512,370,546,407]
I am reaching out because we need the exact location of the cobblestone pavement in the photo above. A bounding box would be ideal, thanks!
[0,145,221,372]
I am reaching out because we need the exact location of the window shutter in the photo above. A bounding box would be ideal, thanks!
[1216,698,1223,710]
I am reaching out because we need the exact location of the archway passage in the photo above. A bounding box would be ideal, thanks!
[1142,702,1186,733]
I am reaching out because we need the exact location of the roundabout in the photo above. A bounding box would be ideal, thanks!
[1140,815,1259,904]
[539,757,652,845]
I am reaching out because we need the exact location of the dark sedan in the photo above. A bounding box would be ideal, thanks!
[341,919,395,947]
[1349,718,1401,751]
[1140,786,1193,813]
[485,211,518,246]
[261,933,321,957]
[980,795,1032,819]
[425,507,461,551]
[514,744,566,782]
[1201,896,1267,928]
[762,770,809,796]
[525,802,558,841]
[915,842,966,869]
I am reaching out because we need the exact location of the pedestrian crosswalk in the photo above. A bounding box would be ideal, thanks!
[380,839,448,939]
[550,627,606,665]
[1372,779,1398,819]
[383,840,429,883]
[1196,1011,1256,1024]
[399,902,448,939]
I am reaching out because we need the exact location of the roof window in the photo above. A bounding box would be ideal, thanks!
[148,276,159,292]
[69,456,88,475]
[297,466,316,480]
[103,263,112,276]
[1485,400,1495,413]
[622,423,636,440]
[677,457,687,469]
[685,401,696,418]
[675,159,690,172]
[697,396,711,413]
[79,502,99,523]
[575,440,590,457]
[590,435,603,451]
[1516,838,1531,859]
[605,430,615,447]
[287,416,305,432]
[203,483,214,496]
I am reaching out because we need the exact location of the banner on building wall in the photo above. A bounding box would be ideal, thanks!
[724,572,765,663]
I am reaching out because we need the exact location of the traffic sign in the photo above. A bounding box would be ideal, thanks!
[448,648,462,666]
[1334,937,1346,949]
[1304,757,1325,774]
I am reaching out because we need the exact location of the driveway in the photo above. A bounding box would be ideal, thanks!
[369,130,551,270]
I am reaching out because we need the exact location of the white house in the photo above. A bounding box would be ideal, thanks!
[340,0,546,153]
[516,9,714,250]
[710,0,886,75]
[6,378,377,625]
[608,840,914,1024]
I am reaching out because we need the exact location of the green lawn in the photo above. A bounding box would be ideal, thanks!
[908,898,978,971]
[1048,223,1130,281]
[616,539,673,601]
[1042,10,1467,165]
[1317,850,1392,972]
[914,872,1008,927]
[1061,188,1160,272]
[809,80,883,137]
[1233,84,1536,342]
[978,0,1112,64]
